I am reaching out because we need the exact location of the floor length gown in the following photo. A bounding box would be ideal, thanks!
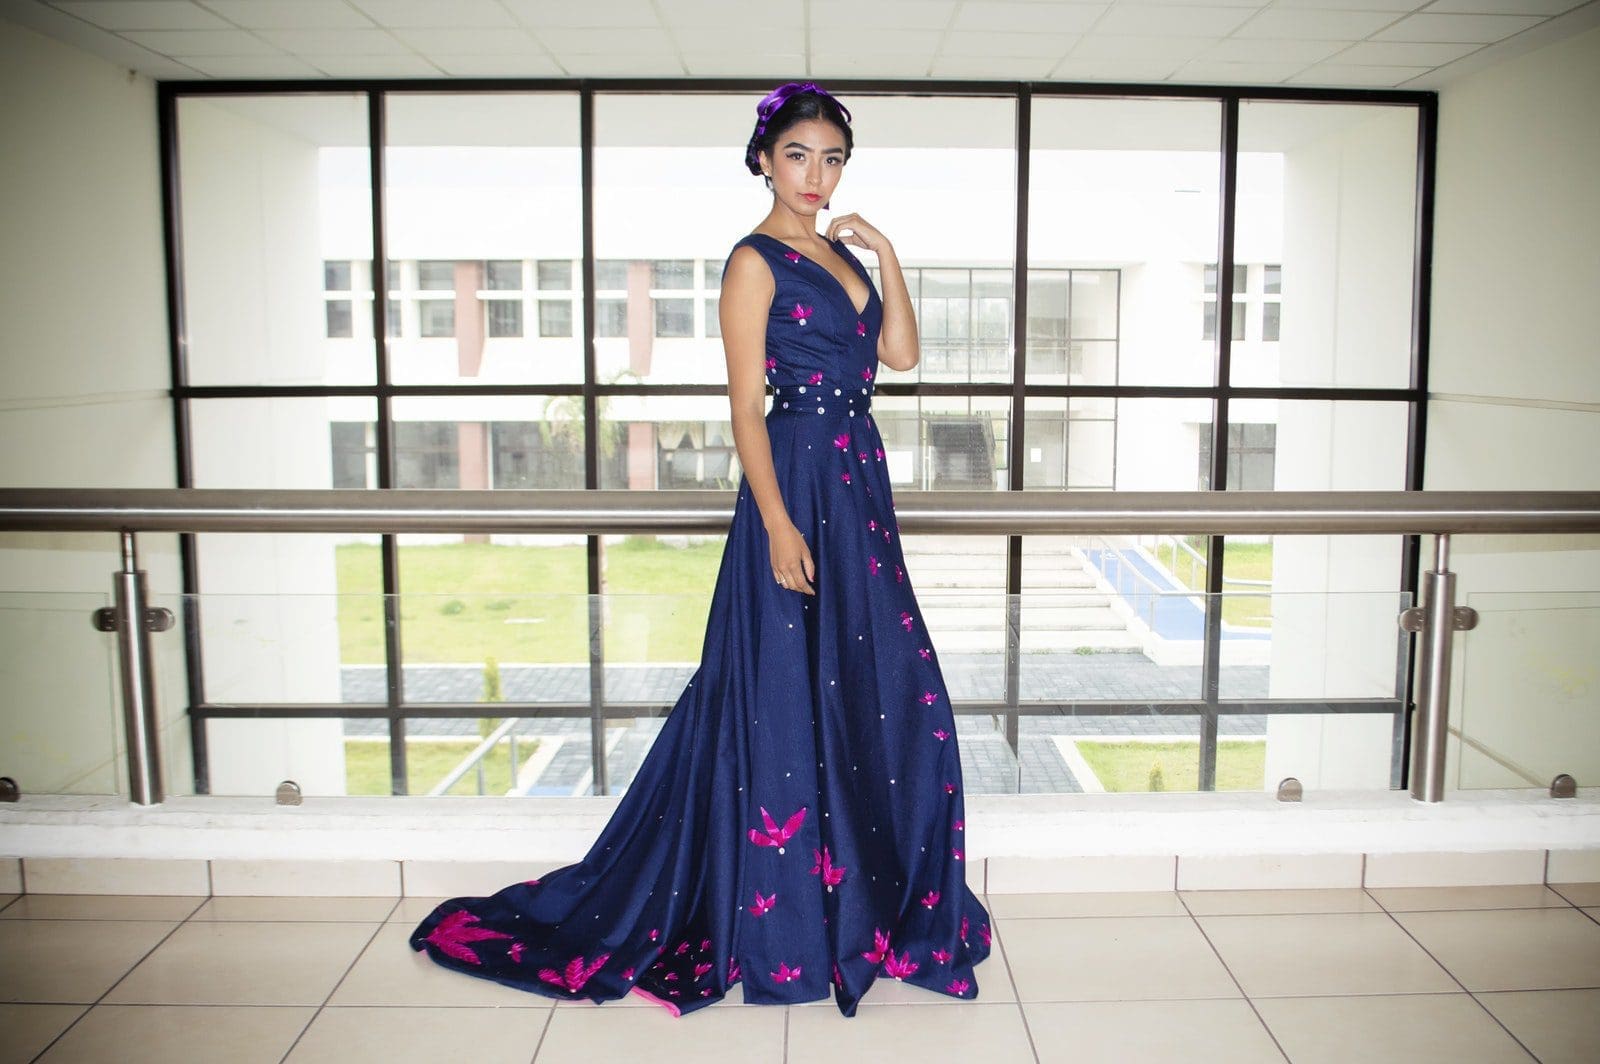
[409,230,992,1017]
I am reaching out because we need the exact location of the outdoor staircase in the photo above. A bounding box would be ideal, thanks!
[904,535,1143,654]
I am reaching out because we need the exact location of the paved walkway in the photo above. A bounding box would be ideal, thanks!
[342,655,1270,796]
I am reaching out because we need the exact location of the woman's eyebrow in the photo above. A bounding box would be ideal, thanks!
[781,140,846,155]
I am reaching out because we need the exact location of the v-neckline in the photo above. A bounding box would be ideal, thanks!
[747,231,874,318]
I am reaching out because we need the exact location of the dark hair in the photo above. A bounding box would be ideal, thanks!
[743,88,854,184]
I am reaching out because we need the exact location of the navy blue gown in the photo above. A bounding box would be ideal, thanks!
[409,231,992,1017]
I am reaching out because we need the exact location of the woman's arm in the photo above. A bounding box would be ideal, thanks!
[871,240,920,373]
[720,244,816,594]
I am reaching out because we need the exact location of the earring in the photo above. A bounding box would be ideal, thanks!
[823,200,830,209]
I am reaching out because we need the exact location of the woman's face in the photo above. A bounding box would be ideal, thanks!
[761,117,847,214]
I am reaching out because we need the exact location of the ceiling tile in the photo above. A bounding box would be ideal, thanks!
[1172,60,1307,82]
[1287,63,1433,86]
[1423,0,1584,12]
[197,1,376,29]
[2,1,201,77]
[1335,38,1482,62]
[1373,12,1545,41]
[808,27,944,54]
[389,28,545,54]
[119,29,281,55]
[535,26,676,53]
[1068,34,1215,62]
[179,54,325,77]
[669,25,799,53]
[930,54,1060,76]
[1199,37,1352,62]
[810,0,958,29]
[1095,4,1258,36]
[501,0,661,27]
[809,54,934,76]
[1051,58,1187,80]
[346,0,515,28]
[1268,0,1426,10]
[51,1,230,31]
[951,2,1106,32]
[658,0,804,26]
[1107,0,1265,6]
[426,54,568,76]
[254,28,412,55]
[940,31,1080,57]
[556,53,686,75]
[301,54,440,76]
[680,51,808,75]
[1232,8,1403,39]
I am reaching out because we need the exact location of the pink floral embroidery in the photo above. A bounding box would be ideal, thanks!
[695,961,714,980]
[894,564,904,582]
[841,472,851,484]
[833,962,844,987]
[675,941,691,955]
[749,889,777,916]
[623,966,635,979]
[900,611,913,631]
[664,971,678,981]
[918,647,931,660]
[861,927,892,964]
[784,250,802,264]
[934,729,949,740]
[947,978,971,994]
[701,938,711,951]
[537,953,611,993]
[920,691,939,706]
[424,910,513,966]
[944,781,958,794]
[979,923,991,947]
[874,446,884,461]
[932,949,952,964]
[833,433,850,449]
[648,928,659,941]
[790,303,813,325]
[748,805,807,854]
[771,961,803,983]
[729,960,742,983]
[809,371,824,384]
[953,819,964,831]
[810,846,846,891]
[884,950,920,979]
[508,942,525,963]
[960,916,969,943]
[868,556,881,576]
[921,890,941,909]
[765,356,776,370]
[953,848,964,861]
[861,367,874,381]
[522,878,541,886]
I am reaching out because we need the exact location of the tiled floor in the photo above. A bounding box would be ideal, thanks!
[1,885,1598,1063]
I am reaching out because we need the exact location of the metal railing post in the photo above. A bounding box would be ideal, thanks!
[1404,533,1478,803]
[110,531,169,805]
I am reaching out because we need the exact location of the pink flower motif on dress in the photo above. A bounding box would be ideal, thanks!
[934,729,949,741]
[809,371,824,384]
[857,450,867,463]
[918,647,931,660]
[944,782,958,794]
[900,611,914,631]
[875,446,884,461]
[701,938,711,951]
[947,978,972,995]
[623,967,635,979]
[868,556,881,576]
[841,472,851,484]
[748,804,807,854]
[811,846,846,891]
[749,889,777,916]
[765,356,776,370]
[932,949,952,964]
[790,303,813,326]
[892,564,901,582]
[861,367,874,381]
[921,890,941,909]
[920,690,939,706]
[861,927,892,964]
[729,960,742,983]
[664,971,678,981]
[954,819,964,831]
[424,910,514,966]
[522,878,541,886]
[833,433,850,449]
[648,928,659,941]
[833,962,844,987]
[695,961,714,980]
[856,320,867,337]
[953,848,965,861]
[784,250,802,264]
[960,916,970,943]
[771,961,803,983]
[884,950,920,980]
[979,923,992,947]
[508,942,525,963]
[537,953,611,993]
[675,941,691,955]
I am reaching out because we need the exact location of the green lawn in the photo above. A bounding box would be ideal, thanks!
[1076,739,1266,792]
[335,538,723,664]
[344,737,541,796]
[1152,537,1273,628]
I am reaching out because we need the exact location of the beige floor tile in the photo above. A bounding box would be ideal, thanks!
[0,920,177,1003]
[557,979,749,1009]
[387,896,450,923]
[103,921,379,1006]
[35,1004,313,1064]
[791,1001,1033,1062]
[1368,884,1577,911]
[1197,913,1458,998]
[1393,908,1600,992]
[792,927,1014,1006]
[0,895,17,911]
[1180,888,1381,916]
[1550,881,1600,906]
[0,1004,87,1064]
[1025,999,1284,1064]
[190,896,399,922]
[1005,916,1240,1002]
[1477,988,1600,1064]
[533,999,785,1063]
[988,890,1188,918]
[0,895,205,922]
[287,1006,551,1064]
[1254,993,1535,1064]
[330,922,554,1008]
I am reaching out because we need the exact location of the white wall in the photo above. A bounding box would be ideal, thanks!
[0,19,186,796]
[1425,24,1600,791]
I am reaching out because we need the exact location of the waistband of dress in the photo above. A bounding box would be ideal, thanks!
[767,382,874,418]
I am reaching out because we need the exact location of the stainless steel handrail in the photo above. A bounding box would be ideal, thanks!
[5,487,1596,807]
[2,487,1599,535]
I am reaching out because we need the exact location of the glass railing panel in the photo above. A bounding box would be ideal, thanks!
[0,591,122,795]
[1453,590,1600,791]
[1020,712,1268,795]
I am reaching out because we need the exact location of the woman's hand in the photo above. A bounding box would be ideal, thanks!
[768,520,816,596]
[826,213,891,256]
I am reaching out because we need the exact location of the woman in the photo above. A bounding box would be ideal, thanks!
[410,81,992,1018]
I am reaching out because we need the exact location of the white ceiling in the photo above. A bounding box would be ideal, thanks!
[2,0,1598,90]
